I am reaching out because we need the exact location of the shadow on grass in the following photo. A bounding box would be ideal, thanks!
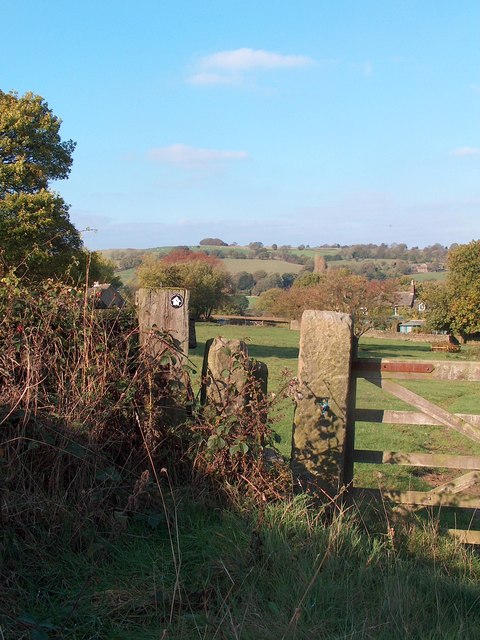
[247,344,299,360]
[358,342,433,359]
[190,341,299,362]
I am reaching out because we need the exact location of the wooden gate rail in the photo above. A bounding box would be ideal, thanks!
[353,450,480,470]
[347,358,480,545]
[352,359,480,381]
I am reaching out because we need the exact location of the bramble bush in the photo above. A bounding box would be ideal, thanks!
[0,275,290,542]
[0,275,195,538]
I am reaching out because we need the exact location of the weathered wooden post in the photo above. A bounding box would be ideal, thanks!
[291,310,354,497]
[136,288,192,429]
[136,288,190,357]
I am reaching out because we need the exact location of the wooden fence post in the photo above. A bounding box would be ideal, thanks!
[291,310,354,497]
[136,288,190,357]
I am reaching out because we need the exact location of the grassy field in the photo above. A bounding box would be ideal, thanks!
[221,257,304,275]
[114,255,305,286]
[411,270,447,281]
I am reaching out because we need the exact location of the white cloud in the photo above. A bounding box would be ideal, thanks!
[200,48,313,71]
[452,146,480,157]
[187,47,313,86]
[148,144,248,170]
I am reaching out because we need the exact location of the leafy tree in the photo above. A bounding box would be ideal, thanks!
[233,271,255,292]
[199,237,227,246]
[421,281,452,333]
[423,240,480,339]
[0,91,75,196]
[0,90,94,282]
[216,294,250,316]
[252,273,282,295]
[258,269,396,337]
[252,270,267,282]
[0,190,82,279]
[87,252,122,287]
[281,272,297,289]
[293,272,321,288]
[255,287,284,315]
[137,254,231,319]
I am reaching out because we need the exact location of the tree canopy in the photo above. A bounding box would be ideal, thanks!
[137,252,231,319]
[0,91,75,197]
[423,240,480,339]
[0,90,104,282]
[257,269,396,337]
[199,237,227,246]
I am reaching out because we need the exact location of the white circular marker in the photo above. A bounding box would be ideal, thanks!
[170,294,184,308]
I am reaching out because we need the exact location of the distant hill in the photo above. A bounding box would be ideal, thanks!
[100,244,447,287]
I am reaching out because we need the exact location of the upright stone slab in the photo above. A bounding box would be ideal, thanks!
[291,310,354,496]
[313,254,327,274]
[201,337,268,415]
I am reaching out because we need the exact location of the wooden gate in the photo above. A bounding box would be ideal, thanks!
[345,359,480,544]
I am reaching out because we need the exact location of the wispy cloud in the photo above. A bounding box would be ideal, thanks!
[469,83,480,95]
[187,47,314,86]
[148,144,248,170]
[452,146,480,157]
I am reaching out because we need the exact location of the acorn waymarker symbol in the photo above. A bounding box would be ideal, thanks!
[170,294,184,309]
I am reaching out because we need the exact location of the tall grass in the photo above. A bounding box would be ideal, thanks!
[4,492,480,639]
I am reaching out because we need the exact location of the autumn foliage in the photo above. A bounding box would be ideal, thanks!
[257,269,397,336]
[160,247,222,268]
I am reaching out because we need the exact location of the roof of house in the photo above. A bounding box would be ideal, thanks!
[394,291,416,307]
[399,320,425,327]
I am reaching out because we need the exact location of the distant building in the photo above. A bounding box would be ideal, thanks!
[398,320,426,333]
[411,263,429,274]
[392,280,425,316]
[88,283,126,309]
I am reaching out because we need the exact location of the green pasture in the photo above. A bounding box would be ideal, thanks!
[411,270,447,281]
[116,266,137,285]
[190,324,480,494]
[220,257,304,275]
[115,255,305,286]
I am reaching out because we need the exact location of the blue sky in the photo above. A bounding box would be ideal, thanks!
[2,0,479,249]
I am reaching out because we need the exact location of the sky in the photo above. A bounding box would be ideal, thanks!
[2,0,479,250]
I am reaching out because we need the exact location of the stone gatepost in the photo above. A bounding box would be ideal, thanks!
[200,337,268,416]
[291,310,354,496]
